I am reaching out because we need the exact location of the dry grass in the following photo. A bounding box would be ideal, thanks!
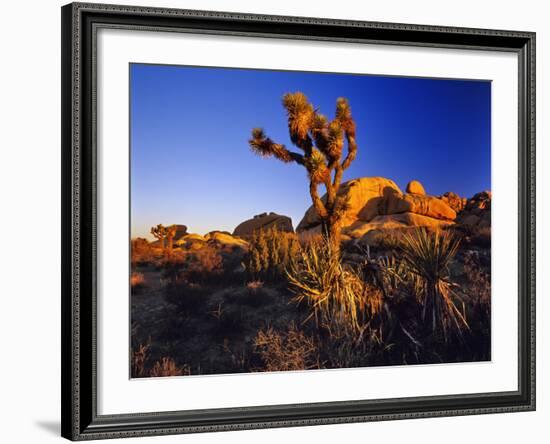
[254,323,320,371]
[246,280,264,290]
[131,238,155,266]
[131,342,150,378]
[130,271,145,289]
[149,357,190,377]
[183,246,223,282]
[131,342,190,378]
[286,239,382,337]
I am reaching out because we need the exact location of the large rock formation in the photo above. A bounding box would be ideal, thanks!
[175,233,207,250]
[439,191,467,213]
[383,189,456,221]
[297,177,402,232]
[233,212,293,237]
[345,212,454,238]
[456,191,491,229]
[296,177,456,240]
[171,224,188,242]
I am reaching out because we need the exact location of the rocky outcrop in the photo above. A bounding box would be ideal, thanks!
[175,233,206,250]
[439,191,467,213]
[406,180,426,195]
[171,224,188,242]
[296,177,457,240]
[383,189,456,221]
[297,177,402,232]
[205,231,249,249]
[344,212,454,238]
[233,212,293,237]
[456,191,491,229]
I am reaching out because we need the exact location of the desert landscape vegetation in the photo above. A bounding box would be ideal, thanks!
[130,91,491,378]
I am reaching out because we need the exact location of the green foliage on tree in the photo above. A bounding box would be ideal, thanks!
[249,92,358,251]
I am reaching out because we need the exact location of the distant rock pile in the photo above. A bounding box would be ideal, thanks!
[297,177,457,240]
[456,191,491,229]
[171,224,188,243]
[233,212,293,237]
[439,192,467,213]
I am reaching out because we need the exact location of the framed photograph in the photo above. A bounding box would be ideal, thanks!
[61,2,536,440]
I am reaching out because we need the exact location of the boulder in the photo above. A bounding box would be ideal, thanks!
[233,212,293,237]
[171,224,188,242]
[383,190,457,221]
[456,190,491,229]
[345,212,454,239]
[440,191,467,213]
[205,231,248,249]
[297,177,402,232]
[406,180,426,195]
[175,233,206,250]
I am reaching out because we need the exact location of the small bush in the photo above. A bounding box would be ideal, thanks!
[183,246,223,283]
[149,357,190,377]
[130,271,145,289]
[254,323,320,371]
[131,238,155,266]
[244,227,300,281]
[131,342,150,378]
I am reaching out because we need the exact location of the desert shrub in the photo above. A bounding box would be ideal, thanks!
[131,342,150,378]
[130,271,145,290]
[182,246,223,283]
[242,281,273,307]
[286,240,382,338]
[463,251,491,327]
[131,237,155,266]
[254,323,320,371]
[149,357,190,377]
[400,228,469,342]
[164,282,211,315]
[131,342,190,378]
[245,227,300,282]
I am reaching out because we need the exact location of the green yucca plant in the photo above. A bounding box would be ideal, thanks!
[286,239,382,338]
[400,228,469,342]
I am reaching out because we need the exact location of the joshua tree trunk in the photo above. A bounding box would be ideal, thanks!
[321,219,342,254]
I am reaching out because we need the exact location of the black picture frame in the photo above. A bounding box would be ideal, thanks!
[61,2,536,440]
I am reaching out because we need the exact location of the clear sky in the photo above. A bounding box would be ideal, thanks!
[130,64,491,239]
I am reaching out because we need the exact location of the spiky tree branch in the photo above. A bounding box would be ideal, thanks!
[249,92,359,250]
[150,224,168,250]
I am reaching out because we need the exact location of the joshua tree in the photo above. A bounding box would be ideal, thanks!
[150,224,167,250]
[165,224,177,254]
[249,92,357,252]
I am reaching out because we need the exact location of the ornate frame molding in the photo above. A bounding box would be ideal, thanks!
[61,2,535,440]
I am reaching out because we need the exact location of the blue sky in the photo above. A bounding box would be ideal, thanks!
[130,64,491,238]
